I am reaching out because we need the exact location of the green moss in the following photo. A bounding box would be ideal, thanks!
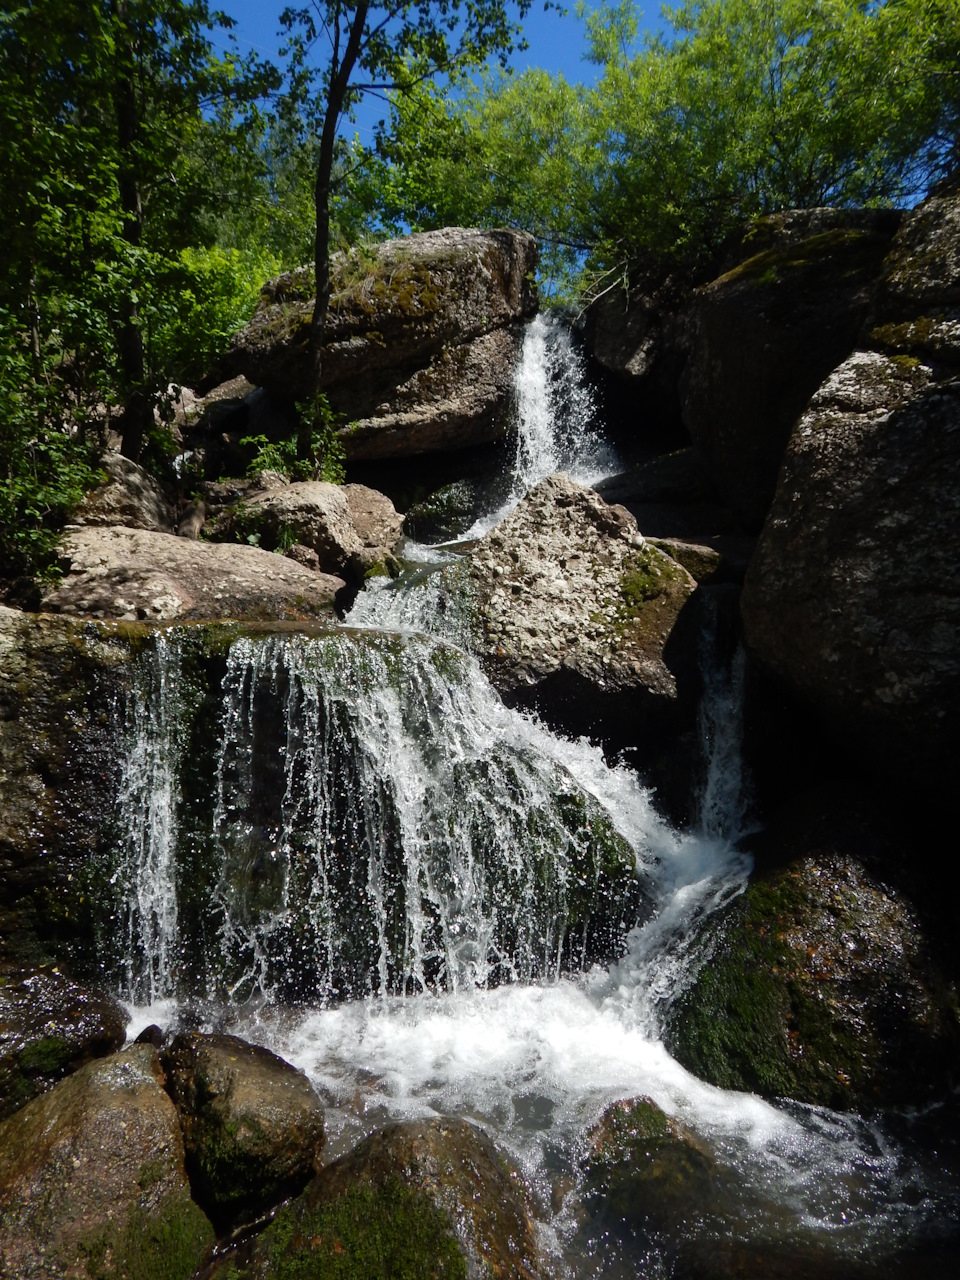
[16,1037,72,1077]
[715,229,888,289]
[79,1190,213,1280]
[250,1178,467,1280]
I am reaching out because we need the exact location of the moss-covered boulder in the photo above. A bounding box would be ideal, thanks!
[163,1032,325,1230]
[214,1118,553,1280]
[466,473,700,765]
[665,852,960,1110]
[0,1044,214,1279]
[0,965,126,1120]
[229,228,539,461]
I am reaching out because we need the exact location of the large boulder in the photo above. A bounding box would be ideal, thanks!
[163,1032,325,1229]
[466,474,699,758]
[39,525,345,622]
[229,228,539,460]
[664,842,960,1111]
[740,190,960,788]
[72,453,175,533]
[0,1044,213,1280]
[0,966,126,1121]
[678,209,900,528]
[209,480,402,581]
[214,1118,552,1280]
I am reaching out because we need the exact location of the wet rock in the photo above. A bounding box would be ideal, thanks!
[402,478,485,542]
[163,1032,325,1229]
[581,1095,723,1236]
[72,452,176,533]
[679,209,900,528]
[664,847,960,1110]
[218,1117,552,1280]
[467,473,699,759]
[229,228,538,460]
[0,1044,213,1279]
[0,965,126,1120]
[38,525,345,622]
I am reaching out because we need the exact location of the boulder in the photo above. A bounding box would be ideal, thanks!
[39,525,345,622]
[0,966,126,1120]
[678,209,900,528]
[215,1118,552,1280]
[72,452,175,533]
[229,228,539,460]
[162,1031,325,1229]
[0,1044,213,1280]
[664,843,960,1110]
[466,474,699,757]
[210,480,402,581]
[740,351,960,786]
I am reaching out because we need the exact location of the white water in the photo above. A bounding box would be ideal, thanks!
[113,314,959,1273]
[464,310,619,539]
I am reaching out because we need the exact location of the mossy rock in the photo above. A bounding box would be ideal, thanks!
[402,480,484,543]
[217,1118,552,1280]
[664,854,960,1109]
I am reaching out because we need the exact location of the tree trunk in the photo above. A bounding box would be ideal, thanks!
[299,1,370,464]
[113,1,149,463]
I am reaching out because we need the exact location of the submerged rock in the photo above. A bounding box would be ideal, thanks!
[216,1118,552,1280]
[163,1032,325,1229]
[665,849,960,1110]
[0,966,126,1120]
[467,473,699,758]
[39,526,345,622]
[0,1044,213,1279]
[230,227,538,461]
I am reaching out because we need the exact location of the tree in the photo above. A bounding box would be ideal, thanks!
[276,1,534,457]
[371,0,960,296]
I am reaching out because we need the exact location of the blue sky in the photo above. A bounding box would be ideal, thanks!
[213,3,670,143]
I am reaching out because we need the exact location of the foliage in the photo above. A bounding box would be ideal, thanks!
[0,318,106,579]
[375,0,960,294]
[241,393,346,485]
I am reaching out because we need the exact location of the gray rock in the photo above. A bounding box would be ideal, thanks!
[230,228,538,460]
[0,1044,213,1280]
[72,452,175,533]
[466,474,698,755]
[740,348,960,785]
[39,526,345,622]
[163,1031,325,1228]
[0,966,126,1120]
[210,480,402,581]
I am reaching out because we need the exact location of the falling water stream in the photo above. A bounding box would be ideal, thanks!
[114,314,959,1275]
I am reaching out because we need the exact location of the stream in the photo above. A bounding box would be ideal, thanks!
[114,313,959,1276]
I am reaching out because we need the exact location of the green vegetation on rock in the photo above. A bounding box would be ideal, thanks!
[78,1191,213,1280]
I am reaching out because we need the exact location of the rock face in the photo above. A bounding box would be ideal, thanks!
[220,1118,552,1280]
[467,474,699,755]
[72,453,175,533]
[229,227,538,460]
[679,210,900,528]
[665,848,959,1110]
[0,966,126,1120]
[163,1032,325,1228]
[0,1044,213,1280]
[210,480,403,581]
[39,525,345,622]
[741,191,960,786]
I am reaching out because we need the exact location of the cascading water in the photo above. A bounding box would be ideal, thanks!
[110,312,959,1276]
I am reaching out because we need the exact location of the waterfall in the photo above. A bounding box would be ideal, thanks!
[113,633,187,1005]
[463,311,619,538]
